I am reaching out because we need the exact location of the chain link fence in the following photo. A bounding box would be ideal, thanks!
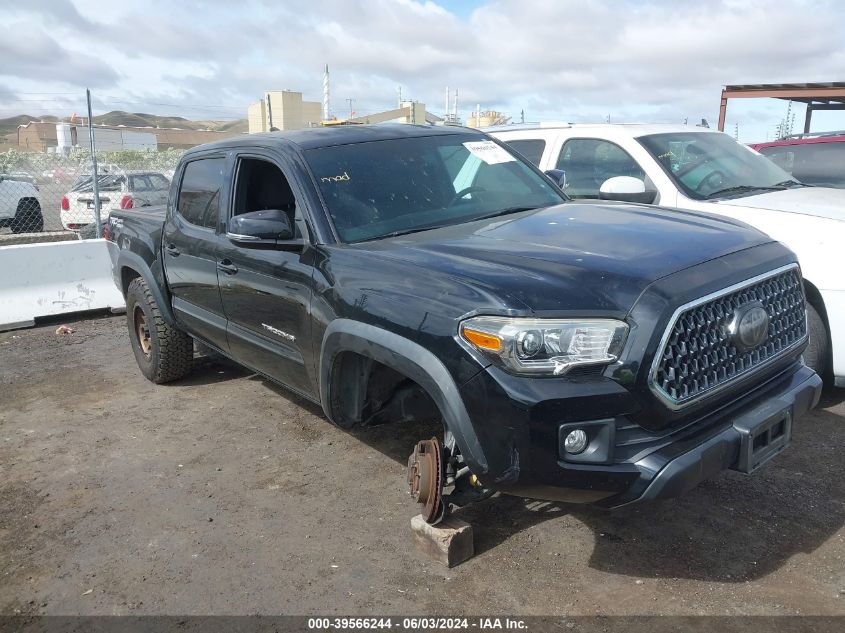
[0,148,184,242]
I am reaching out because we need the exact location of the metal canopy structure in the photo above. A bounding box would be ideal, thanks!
[717,82,845,133]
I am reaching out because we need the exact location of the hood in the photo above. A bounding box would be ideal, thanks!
[356,202,773,314]
[714,186,845,222]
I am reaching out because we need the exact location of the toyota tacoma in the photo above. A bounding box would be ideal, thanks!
[108,124,822,524]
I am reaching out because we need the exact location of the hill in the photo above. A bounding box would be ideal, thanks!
[0,110,248,147]
[90,111,247,133]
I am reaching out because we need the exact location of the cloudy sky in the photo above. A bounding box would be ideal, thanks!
[1,0,844,141]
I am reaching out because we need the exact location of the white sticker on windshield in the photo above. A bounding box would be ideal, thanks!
[463,141,516,165]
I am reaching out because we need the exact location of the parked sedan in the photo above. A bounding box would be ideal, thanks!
[60,171,170,230]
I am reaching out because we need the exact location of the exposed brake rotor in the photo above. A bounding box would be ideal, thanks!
[407,437,445,524]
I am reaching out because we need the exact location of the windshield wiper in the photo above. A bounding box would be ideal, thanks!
[379,223,455,239]
[471,205,543,222]
[773,179,811,188]
[706,185,784,199]
[375,206,546,241]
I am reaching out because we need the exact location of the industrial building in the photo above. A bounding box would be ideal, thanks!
[465,110,510,128]
[248,92,441,132]
[16,121,241,153]
[248,68,447,132]
[16,122,60,152]
[55,123,156,153]
[248,91,324,133]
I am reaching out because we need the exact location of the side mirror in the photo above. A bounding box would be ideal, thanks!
[544,169,567,191]
[227,209,295,246]
[599,176,657,204]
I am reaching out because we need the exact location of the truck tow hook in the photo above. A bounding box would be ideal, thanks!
[407,437,446,525]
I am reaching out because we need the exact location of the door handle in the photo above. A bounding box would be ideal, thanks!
[217,260,238,275]
[165,243,180,257]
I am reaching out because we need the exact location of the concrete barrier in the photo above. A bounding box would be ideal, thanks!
[0,231,79,247]
[0,238,125,331]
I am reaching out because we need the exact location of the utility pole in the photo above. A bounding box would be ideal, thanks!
[345,98,355,118]
[85,88,102,239]
[266,94,274,130]
[323,65,331,120]
[520,109,524,124]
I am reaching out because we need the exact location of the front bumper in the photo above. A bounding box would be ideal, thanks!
[458,362,821,507]
[605,364,821,507]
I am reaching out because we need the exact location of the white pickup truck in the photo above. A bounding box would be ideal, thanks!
[0,174,43,233]
[490,123,845,386]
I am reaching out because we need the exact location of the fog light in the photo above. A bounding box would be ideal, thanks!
[564,429,588,454]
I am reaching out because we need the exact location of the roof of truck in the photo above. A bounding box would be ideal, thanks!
[188,123,485,153]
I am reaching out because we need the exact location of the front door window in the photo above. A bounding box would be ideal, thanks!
[557,139,645,199]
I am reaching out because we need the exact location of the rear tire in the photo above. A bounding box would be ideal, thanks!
[803,303,829,377]
[126,277,193,383]
[10,199,43,233]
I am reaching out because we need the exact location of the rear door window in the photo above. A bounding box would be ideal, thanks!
[177,158,225,229]
[504,139,546,166]
[557,138,645,198]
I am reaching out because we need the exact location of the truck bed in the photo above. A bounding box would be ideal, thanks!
[111,205,165,244]
[110,205,167,279]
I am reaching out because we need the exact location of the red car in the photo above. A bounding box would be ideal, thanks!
[750,131,845,188]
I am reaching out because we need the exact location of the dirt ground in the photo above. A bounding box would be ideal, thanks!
[1,315,845,616]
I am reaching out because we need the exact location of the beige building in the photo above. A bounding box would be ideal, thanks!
[346,101,430,125]
[17,122,60,152]
[248,91,323,133]
[466,110,511,128]
[248,90,444,132]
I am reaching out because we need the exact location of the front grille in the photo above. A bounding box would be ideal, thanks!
[650,265,807,409]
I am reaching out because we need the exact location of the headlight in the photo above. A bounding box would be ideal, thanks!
[460,316,628,376]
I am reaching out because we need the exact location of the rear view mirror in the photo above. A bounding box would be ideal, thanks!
[599,176,657,204]
[227,209,295,246]
[544,169,567,191]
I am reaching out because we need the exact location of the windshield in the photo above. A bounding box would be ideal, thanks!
[304,134,565,243]
[638,132,798,200]
[72,174,125,192]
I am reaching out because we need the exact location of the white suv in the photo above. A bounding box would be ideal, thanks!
[0,174,44,233]
[490,123,845,386]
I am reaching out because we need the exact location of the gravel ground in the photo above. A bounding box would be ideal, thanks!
[1,315,844,616]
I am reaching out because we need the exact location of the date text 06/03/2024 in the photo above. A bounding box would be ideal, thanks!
[306,617,528,630]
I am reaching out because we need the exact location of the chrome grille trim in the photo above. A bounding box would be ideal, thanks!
[648,263,807,411]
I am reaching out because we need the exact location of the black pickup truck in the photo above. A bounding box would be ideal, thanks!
[108,124,821,524]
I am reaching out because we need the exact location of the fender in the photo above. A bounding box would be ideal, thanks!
[320,319,489,475]
[117,250,177,325]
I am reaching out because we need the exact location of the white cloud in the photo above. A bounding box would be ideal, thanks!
[0,0,843,139]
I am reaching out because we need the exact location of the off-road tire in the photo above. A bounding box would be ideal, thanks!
[126,277,193,383]
[10,199,43,234]
[803,303,829,377]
